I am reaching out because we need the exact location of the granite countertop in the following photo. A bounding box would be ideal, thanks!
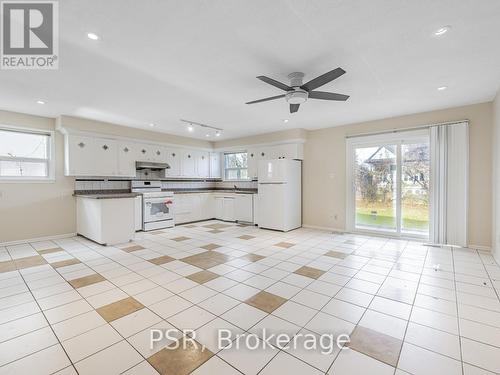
[169,189,257,194]
[74,192,140,199]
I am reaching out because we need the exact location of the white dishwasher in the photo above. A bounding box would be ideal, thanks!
[235,193,254,223]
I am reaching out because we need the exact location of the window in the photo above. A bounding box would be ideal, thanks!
[224,152,248,180]
[0,127,54,180]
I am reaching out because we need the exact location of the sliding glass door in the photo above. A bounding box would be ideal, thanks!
[347,131,429,238]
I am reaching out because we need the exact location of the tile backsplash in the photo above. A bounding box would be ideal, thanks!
[75,178,257,192]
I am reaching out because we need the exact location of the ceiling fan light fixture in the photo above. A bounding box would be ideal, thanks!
[285,90,308,104]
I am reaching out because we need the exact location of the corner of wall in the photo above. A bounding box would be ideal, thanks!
[493,90,500,264]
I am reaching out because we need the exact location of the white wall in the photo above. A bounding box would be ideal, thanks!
[0,111,76,243]
[492,91,500,262]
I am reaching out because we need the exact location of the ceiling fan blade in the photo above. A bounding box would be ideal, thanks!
[246,94,285,105]
[290,103,300,113]
[257,76,292,91]
[309,91,349,101]
[301,68,346,91]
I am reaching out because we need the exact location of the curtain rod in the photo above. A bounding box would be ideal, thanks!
[345,119,469,139]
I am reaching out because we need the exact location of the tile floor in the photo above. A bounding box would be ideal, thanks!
[1,220,500,374]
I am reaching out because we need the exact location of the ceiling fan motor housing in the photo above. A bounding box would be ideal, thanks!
[286,89,308,104]
[286,72,308,104]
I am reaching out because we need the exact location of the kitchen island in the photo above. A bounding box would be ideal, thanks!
[75,193,138,245]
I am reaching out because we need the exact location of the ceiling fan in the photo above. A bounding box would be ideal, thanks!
[246,68,349,113]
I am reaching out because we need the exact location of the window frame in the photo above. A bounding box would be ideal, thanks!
[0,125,55,183]
[223,151,249,181]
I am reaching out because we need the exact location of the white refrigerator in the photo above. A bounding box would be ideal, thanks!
[258,159,302,231]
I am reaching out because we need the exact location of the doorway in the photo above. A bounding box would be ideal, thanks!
[347,130,430,238]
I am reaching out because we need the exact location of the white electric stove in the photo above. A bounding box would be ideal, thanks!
[131,181,174,231]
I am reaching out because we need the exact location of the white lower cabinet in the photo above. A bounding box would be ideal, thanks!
[174,193,244,224]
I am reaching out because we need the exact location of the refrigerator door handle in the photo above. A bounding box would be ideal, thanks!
[258,182,286,185]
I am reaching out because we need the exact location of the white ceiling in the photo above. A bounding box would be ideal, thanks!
[1,0,499,140]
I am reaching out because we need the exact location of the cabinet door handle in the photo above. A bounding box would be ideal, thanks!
[102,144,109,150]
[201,156,205,160]
[188,154,191,158]
[250,153,254,157]
[261,152,265,157]
[172,153,176,157]
[156,150,161,156]
[142,149,146,154]
[78,142,85,148]
[123,147,129,153]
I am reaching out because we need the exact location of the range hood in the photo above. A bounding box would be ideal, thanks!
[135,161,170,171]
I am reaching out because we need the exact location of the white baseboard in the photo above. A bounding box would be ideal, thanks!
[302,224,346,233]
[469,244,492,252]
[0,233,77,246]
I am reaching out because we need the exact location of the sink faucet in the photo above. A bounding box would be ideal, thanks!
[233,184,238,191]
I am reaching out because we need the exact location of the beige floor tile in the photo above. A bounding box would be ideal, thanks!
[347,325,402,367]
[183,251,231,269]
[38,247,63,255]
[0,261,16,273]
[187,270,220,284]
[201,243,221,250]
[172,236,191,242]
[68,274,106,289]
[294,266,325,279]
[13,255,47,269]
[275,242,295,248]
[51,258,81,268]
[122,245,146,252]
[96,297,145,322]
[238,235,256,240]
[244,253,265,262]
[147,337,213,375]
[246,291,287,313]
[325,250,349,259]
[148,255,175,265]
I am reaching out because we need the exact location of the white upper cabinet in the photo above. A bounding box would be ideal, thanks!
[117,141,137,177]
[196,151,210,178]
[209,152,221,178]
[273,143,304,160]
[181,150,196,177]
[93,138,118,176]
[165,148,181,177]
[62,128,304,178]
[65,135,95,176]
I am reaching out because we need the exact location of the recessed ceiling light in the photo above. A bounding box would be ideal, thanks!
[215,131,221,137]
[36,100,45,104]
[283,119,289,123]
[187,125,194,132]
[149,123,155,127]
[205,134,210,137]
[87,32,100,40]
[437,86,448,91]
[434,26,451,36]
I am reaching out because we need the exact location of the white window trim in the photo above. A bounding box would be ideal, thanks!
[0,125,56,183]
[223,151,249,182]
